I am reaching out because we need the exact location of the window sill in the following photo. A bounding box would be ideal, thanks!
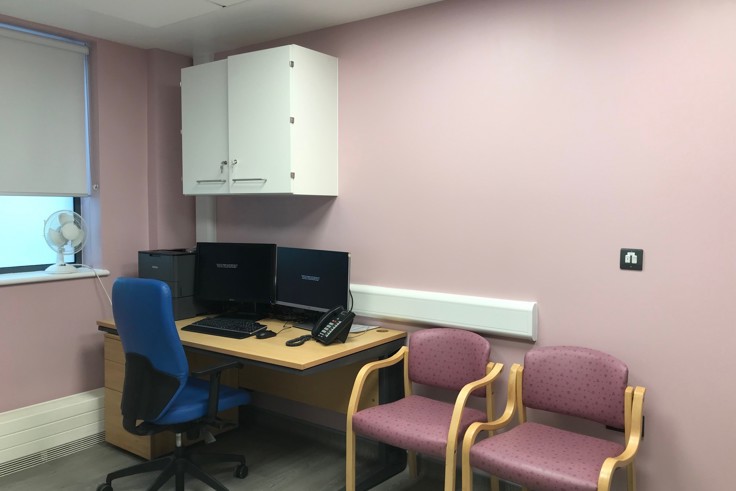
[0,268,110,287]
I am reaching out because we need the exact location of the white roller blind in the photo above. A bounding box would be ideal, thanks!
[0,24,90,196]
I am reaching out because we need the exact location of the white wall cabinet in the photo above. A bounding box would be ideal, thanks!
[181,45,338,196]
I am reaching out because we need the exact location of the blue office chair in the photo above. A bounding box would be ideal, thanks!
[97,277,251,491]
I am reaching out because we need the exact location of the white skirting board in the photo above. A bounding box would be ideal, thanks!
[351,284,538,341]
[0,388,105,475]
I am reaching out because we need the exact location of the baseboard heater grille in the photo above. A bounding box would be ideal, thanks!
[0,432,105,478]
[0,388,105,478]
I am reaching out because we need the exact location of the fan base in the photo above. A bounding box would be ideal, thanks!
[45,263,78,274]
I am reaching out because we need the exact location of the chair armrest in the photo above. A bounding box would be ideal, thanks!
[461,363,523,453]
[448,362,504,441]
[459,362,504,401]
[191,359,244,420]
[460,363,517,491]
[475,363,522,430]
[444,362,504,467]
[346,346,408,419]
[598,386,646,490]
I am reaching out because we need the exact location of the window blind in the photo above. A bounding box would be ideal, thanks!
[0,24,90,196]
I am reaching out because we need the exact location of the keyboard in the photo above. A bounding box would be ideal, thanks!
[182,316,267,339]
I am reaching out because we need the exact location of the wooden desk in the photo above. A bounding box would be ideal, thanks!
[98,316,407,489]
[98,316,406,373]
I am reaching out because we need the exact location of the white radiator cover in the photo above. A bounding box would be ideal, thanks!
[0,388,104,475]
[351,284,538,341]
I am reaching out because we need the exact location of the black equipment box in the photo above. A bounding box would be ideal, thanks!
[138,249,201,320]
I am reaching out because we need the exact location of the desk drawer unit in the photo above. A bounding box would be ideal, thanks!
[103,334,239,459]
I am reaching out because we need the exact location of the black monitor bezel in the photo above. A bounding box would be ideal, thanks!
[194,242,277,311]
[275,246,350,314]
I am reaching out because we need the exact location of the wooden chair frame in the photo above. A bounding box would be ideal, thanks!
[346,346,503,491]
[461,363,646,491]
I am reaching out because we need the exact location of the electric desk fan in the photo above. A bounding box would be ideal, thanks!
[43,210,87,274]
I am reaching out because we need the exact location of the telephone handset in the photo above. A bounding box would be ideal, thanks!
[312,306,355,345]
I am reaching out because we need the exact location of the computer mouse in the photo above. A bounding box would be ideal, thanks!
[256,330,277,339]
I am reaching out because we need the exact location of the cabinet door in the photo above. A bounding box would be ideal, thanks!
[290,46,338,196]
[227,47,293,194]
[181,60,230,195]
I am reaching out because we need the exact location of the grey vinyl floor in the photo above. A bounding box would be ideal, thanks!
[0,410,502,491]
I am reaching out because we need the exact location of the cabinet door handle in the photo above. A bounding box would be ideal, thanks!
[232,178,267,183]
[196,179,227,184]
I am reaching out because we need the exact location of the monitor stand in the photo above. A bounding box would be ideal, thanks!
[221,301,269,321]
[288,310,321,331]
[271,306,318,329]
[293,320,316,331]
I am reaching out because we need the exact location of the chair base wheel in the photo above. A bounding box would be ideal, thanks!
[96,484,113,491]
[234,464,248,479]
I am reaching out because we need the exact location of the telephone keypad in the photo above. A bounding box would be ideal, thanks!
[313,308,355,345]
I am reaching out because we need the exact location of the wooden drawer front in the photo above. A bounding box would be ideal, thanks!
[104,334,239,389]
[104,388,238,460]
[105,357,239,397]
[104,359,125,391]
[102,331,241,459]
[104,335,125,364]
[104,388,174,459]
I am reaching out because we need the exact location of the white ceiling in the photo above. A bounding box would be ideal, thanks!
[0,0,443,58]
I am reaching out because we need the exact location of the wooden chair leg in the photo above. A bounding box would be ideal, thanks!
[443,453,457,491]
[346,428,356,491]
[461,452,472,491]
[490,475,500,491]
[408,450,418,478]
[627,462,636,491]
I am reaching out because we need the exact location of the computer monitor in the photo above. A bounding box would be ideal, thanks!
[275,247,350,324]
[194,242,276,318]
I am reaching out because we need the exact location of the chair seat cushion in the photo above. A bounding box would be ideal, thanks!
[352,395,486,458]
[153,377,251,425]
[469,422,624,491]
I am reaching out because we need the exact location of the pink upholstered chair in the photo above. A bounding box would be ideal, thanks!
[346,328,503,491]
[461,346,646,491]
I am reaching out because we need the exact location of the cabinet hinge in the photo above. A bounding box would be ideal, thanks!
[290,117,295,124]
[290,60,294,68]
[290,172,295,179]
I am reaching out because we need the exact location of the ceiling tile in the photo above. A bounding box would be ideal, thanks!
[208,0,250,7]
[68,0,221,28]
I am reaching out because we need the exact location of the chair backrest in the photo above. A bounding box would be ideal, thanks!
[408,328,490,395]
[112,277,190,425]
[522,345,629,428]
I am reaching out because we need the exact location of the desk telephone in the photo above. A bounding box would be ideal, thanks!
[313,306,355,345]
[286,306,355,347]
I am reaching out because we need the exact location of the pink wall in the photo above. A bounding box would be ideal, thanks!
[146,50,196,250]
[2,0,734,487]
[0,17,194,413]
[216,0,736,488]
